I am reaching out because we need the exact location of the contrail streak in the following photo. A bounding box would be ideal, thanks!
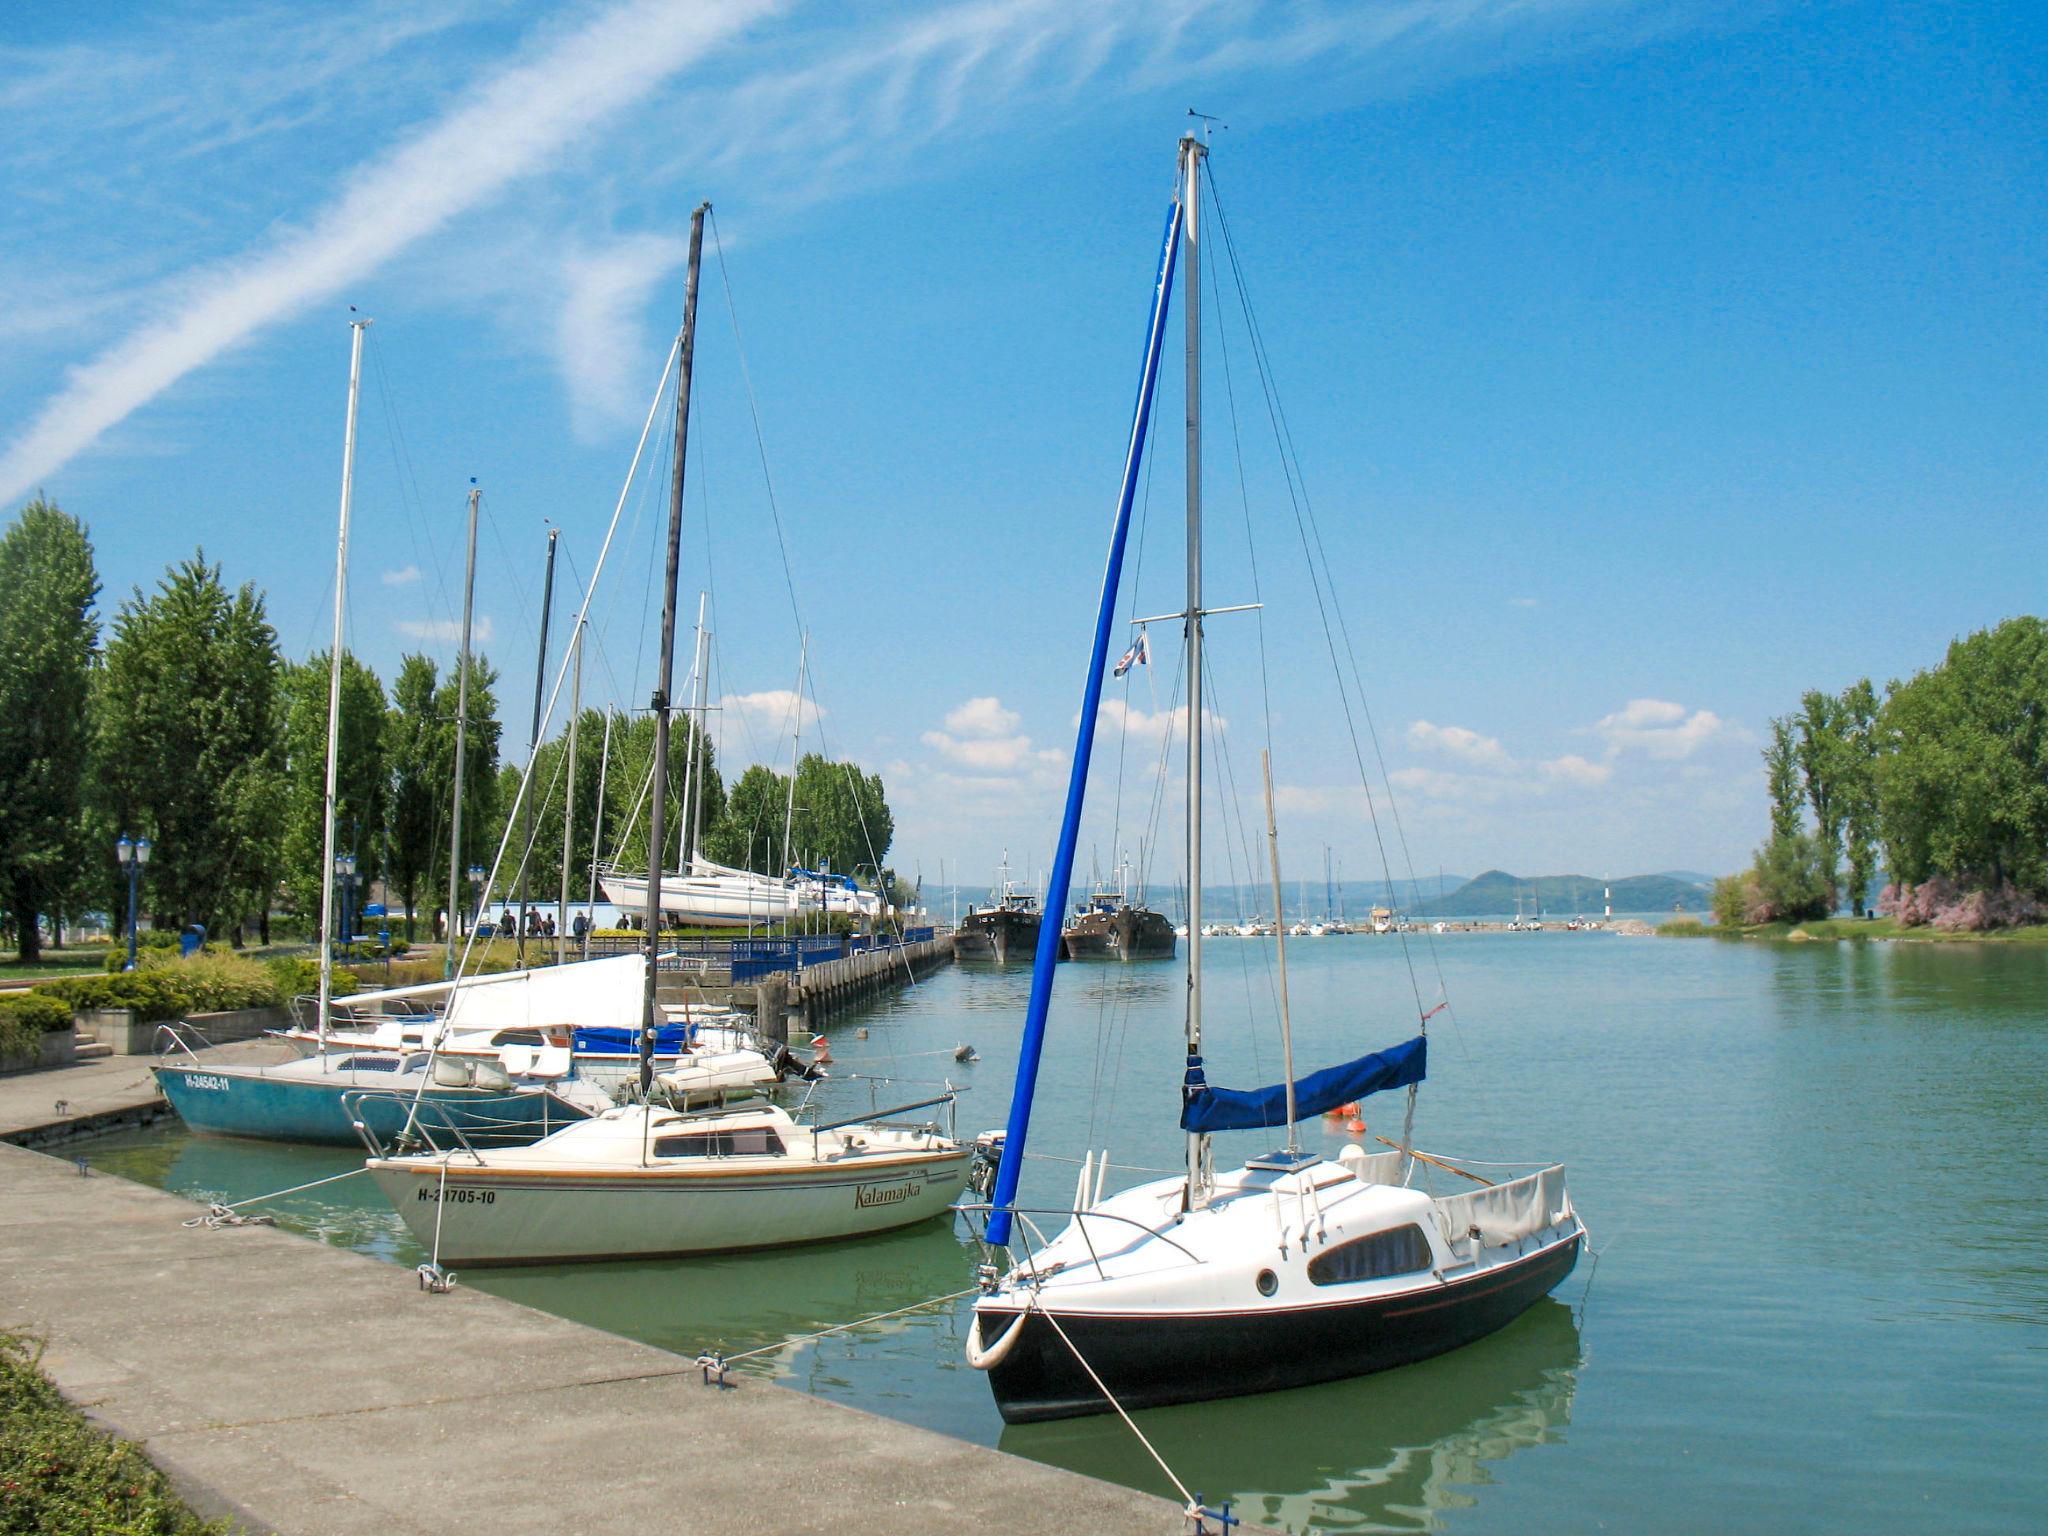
[0,0,772,502]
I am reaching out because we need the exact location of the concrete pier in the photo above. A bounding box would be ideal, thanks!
[0,1052,1203,1535]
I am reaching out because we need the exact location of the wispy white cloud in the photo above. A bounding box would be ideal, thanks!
[1539,753,1613,786]
[396,614,494,643]
[720,687,824,752]
[380,563,422,586]
[943,695,1020,738]
[1588,697,1733,760]
[0,0,769,501]
[2,0,1705,495]
[1407,718,1515,771]
[1096,697,1223,746]
[555,233,691,439]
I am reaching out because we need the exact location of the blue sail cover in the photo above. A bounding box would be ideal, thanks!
[1180,1035,1427,1134]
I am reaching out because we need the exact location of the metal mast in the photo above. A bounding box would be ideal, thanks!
[518,528,558,965]
[1180,131,1211,1206]
[444,484,479,979]
[556,620,583,963]
[677,593,709,871]
[641,201,709,1097]
[317,317,369,1045]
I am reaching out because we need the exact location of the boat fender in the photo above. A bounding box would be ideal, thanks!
[964,1308,1027,1370]
[810,1034,833,1064]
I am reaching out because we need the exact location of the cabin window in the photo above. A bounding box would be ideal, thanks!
[652,1126,786,1159]
[336,1056,399,1072]
[1307,1224,1432,1286]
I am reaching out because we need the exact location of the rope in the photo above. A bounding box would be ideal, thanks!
[1034,1301,1196,1509]
[708,1286,978,1368]
[181,1165,369,1226]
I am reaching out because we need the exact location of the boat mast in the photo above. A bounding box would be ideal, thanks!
[443,483,479,980]
[678,593,709,870]
[982,184,1182,1252]
[1262,751,1300,1155]
[518,527,559,966]
[583,705,614,959]
[689,605,713,865]
[780,635,807,884]
[317,316,369,1045]
[1181,130,1212,1206]
[641,201,709,1097]
[556,619,583,963]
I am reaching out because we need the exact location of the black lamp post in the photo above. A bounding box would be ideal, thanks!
[335,852,357,947]
[467,865,484,937]
[116,835,152,972]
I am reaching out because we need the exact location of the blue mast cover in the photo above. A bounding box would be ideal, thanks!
[1179,1035,1427,1134]
[983,197,1184,1251]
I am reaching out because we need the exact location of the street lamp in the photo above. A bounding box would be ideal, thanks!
[467,865,485,936]
[335,853,357,947]
[116,835,152,971]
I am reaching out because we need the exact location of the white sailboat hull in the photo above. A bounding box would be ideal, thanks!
[370,1147,970,1264]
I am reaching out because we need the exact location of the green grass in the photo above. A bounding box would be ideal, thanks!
[0,947,117,981]
[0,1330,234,1534]
[1659,916,2048,944]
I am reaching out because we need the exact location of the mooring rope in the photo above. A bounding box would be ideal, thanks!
[181,1165,370,1227]
[1033,1300,1197,1511]
[696,1286,983,1384]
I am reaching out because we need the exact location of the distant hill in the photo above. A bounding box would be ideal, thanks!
[1412,869,1712,918]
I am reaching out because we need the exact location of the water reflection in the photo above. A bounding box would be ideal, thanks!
[1002,1300,1582,1534]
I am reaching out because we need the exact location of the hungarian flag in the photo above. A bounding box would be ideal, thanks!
[1113,631,1150,677]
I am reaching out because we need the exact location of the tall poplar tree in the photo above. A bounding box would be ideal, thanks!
[0,500,100,960]
[93,554,284,939]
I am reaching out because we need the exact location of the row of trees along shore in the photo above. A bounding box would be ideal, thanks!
[0,498,896,963]
[1716,615,2048,931]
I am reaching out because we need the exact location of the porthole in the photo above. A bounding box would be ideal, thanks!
[1255,1268,1279,1297]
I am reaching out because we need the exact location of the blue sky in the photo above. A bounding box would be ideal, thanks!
[3,0,2041,891]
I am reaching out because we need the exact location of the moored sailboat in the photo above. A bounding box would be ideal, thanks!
[361,202,972,1264]
[965,134,1582,1425]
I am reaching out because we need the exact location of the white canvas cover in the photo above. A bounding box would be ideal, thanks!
[1434,1165,1571,1251]
[344,953,648,1034]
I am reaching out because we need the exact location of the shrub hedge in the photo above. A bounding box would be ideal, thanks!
[0,1329,230,1534]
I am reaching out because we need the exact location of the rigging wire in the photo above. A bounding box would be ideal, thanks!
[1202,156,1451,1035]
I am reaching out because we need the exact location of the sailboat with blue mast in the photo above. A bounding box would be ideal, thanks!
[965,133,1584,1424]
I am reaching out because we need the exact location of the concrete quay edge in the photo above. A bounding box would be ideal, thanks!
[0,1111,1202,1534]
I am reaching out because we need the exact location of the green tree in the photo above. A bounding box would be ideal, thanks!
[0,501,100,960]
[1796,690,1849,909]
[386,655,442,940]
[787,753,893,882]
[93,555,284,939]
[704,763,790,872]
[1763,716,1803,843]
[435,657,502,917]
[279,650,388,921]
[1836,678,1880,916]
[1875,617,2048,896]
[600,714,725,875]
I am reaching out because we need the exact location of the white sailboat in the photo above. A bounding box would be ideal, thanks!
[153,321,613,1147]
[363,203,969,1264]
[965,135,1583,1424]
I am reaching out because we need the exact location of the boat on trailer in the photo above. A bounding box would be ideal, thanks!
[967,132,1582,1425]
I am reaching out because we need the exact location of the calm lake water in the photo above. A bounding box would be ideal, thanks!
[82,932,2048,1533]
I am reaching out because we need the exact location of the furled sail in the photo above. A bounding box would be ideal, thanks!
[1179,1034,1426,1134]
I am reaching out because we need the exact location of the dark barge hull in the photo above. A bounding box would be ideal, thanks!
[1062,907,1177,960]
[954,909,1047,965]
[979,1231,1579,1423]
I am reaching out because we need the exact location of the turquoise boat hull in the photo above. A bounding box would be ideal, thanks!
[153,1063,592,1148]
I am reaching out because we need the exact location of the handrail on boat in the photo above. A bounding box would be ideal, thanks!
[956,1201,1205,1272]
[342,1089,489,1166]
[153,1021,216,1064]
